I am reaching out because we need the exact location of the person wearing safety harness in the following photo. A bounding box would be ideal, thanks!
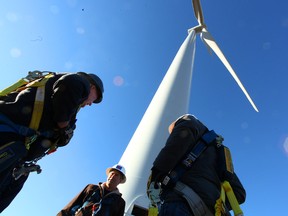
[57,164,126,216]
[147,114,246,216]
[0,71,104,213]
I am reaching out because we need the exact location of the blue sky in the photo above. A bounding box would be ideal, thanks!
[1,0,288,215]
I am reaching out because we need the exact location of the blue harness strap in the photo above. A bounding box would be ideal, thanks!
[162,130,220,187]
[0,113,36,137]
[0,113,56,138]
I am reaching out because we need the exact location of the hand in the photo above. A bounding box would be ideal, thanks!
[147,181,161,205]
[55,123,76,147]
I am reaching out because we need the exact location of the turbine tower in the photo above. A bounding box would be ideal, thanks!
[118,1,258,215]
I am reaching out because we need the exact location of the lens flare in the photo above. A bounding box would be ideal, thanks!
[113,76,124,86]
[283,137,288,155]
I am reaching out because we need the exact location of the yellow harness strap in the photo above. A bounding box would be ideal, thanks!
[148,205,158,216]
[0,79,28,96]
[215,181,243,216]
[27,74,54,130]
[222,181,243,216]
[24,73,55,150]
[215,184,226,216]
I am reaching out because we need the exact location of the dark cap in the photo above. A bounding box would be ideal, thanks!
[77,72,104,103]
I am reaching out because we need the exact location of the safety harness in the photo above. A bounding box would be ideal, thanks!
[160,130,243,216]
[0,71,56,150]
[0,71,57,179]
[72,183,121,216]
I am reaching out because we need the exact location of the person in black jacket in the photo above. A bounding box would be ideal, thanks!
[57,164,126,216]
[147,114,246,216]
[0,71,104,213]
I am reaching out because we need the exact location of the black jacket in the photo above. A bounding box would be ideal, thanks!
[57,183,125,216]
[151,114,246,213]
[0,73,90,129]
[0,73,91,159]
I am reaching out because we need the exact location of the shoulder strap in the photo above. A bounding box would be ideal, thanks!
[0,78,28,96]
[28,73,55,130]
[25,73,56,150]
[0,70,50,96]
[162,130,222,187]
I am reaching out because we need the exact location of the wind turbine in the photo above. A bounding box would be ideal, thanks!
[191,0,258,112]
[118,0,258,215]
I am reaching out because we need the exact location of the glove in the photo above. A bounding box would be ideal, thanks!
[147,171,161,205]
[147,181,161,205]
[55,123,76,147]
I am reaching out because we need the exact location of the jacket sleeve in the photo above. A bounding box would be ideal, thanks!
[229,172,246,204]
[115,197,125,216]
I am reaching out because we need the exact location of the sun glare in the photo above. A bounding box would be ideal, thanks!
[283,137,288,155]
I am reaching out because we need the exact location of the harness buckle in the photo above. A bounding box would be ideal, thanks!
[12,163,42,180]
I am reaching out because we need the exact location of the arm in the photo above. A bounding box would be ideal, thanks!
[51,74,88,146]
[229,172,246,204]
[114,197,125,216]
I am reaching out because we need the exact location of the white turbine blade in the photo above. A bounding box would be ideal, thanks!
[192,0,205,26]
[201,28,259,112]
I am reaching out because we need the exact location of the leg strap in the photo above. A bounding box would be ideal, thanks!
[174,181,214,216]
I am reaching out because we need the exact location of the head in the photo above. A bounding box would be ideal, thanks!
[77,72,104,104]
[168,114,199,133]
[106,164,126,189]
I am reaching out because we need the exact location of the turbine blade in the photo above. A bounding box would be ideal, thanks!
[192,0,205,26]
[201,28,259,112]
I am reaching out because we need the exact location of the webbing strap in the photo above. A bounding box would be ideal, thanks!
[162,130,219,186]
[29,86,45,130]
[215,181,243,216]
[174,181,214,216]
[0,78,28,96]
[25,73,55,150]
[28,73,55,129]
[222,181,243,216]
[184,130,219,165]
[148,206,158,216]
[215,185,226,216]
[0,113,36,137]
